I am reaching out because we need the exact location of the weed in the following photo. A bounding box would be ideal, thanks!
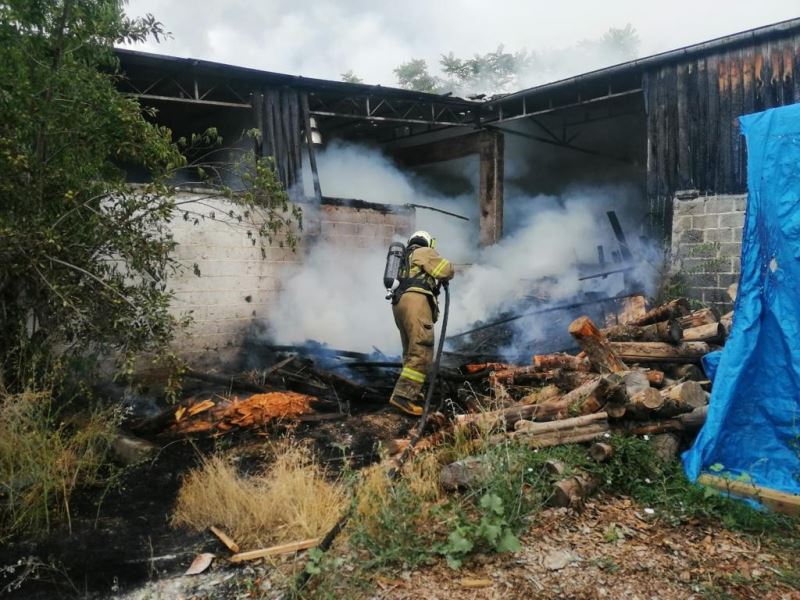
[350,466,436,568]
[436,491,522,568]
[171,442,348,548]
[0,390,119,540]
[587,435,792,533]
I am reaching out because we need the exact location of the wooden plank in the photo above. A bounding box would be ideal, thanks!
[782,43,793,105]
[698,474,800,517]
[210,526,240,554]
[769,41,783,106]
[252,92,265,157]
[644,72,659,211]
[228,538,321,563]
[264,90,278,167]
[764,42,776,109]
[300,92,323,202]
[794,34,800,103]
[718,56,732,193]
[665,64,678,202]
[676,62,691,190]
[706,54,720,193]
[695,58,708,192]
[478,131,504,246]
[730,49,744,193]
[289,91,303,195]
[656,68,668,207]
[686,60,701,191]
[754,44,766,111]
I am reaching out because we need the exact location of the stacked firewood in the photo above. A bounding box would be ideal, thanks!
[389,296,731,488]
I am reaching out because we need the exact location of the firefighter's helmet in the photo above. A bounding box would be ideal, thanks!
[408,230,433,248]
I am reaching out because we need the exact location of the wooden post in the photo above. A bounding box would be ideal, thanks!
[300,92,322,202]
[479,131,504,246]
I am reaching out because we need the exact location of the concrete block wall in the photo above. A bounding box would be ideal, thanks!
[671,191,746,311]
[167,191,413,366]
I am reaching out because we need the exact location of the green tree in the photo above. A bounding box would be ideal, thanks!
[394,58,444,93]
[0,0,299,392]
[341,69,363,84]
[440,46,535,94]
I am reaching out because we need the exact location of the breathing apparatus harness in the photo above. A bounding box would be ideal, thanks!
[295,242,451,591]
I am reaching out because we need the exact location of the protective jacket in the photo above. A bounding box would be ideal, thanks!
[393,245,454,321]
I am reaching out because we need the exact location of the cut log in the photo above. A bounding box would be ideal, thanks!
[618,294,648,324]
[514,411,608,435]
[642,369,665,387]
[460,377,611,429]
[532,353,590,371]
[519,385,562,406]
[526,423,609,448]
[629,298,691,327]
[720,310,734,332]
[608,342,710,363]
[678,307,720,328]
[650,433,680,462]
[668,364,705,382]
[602,319,683,344]
[626,388,665,418]
[622,405,708,435]
[415,406,709,461]
[682,322,725,343]
[490,366,552,385]
[727,283,738,302]
[602,370,648,418]
[589,442,614,462]
[658,381,707,416]
[698,474,800,517]
[569,316,627,373]
[463,362,514,374]
[545,459,567,476]
[550,472,600,507]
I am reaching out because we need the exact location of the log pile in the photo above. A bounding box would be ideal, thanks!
[389,296,730,473]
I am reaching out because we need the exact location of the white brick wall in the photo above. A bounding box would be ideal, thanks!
[671,191,746,310]
[166,191,413,366]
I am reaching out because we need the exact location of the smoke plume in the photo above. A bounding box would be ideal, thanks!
[268,141,657,356]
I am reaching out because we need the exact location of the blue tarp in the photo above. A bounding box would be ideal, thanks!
[683,103,800,496]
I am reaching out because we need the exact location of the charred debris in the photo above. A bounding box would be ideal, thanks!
[131,211,730,481]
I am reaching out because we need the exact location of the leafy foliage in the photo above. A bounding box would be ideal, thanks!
[340,70,363,84]
[394,25,641,95]
[440,46,536,95]
[393,58,445,94]
[0,1,300,392]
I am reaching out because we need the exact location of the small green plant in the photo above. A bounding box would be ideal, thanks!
[437,492,521,569]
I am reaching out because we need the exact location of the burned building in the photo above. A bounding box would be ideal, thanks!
[116,18,800,362]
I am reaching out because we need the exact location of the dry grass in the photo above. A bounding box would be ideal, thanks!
[171,443,348,549]
[0,390,118,540]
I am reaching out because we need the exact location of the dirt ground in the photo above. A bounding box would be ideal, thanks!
[0,406,412,599]
[92,495,800,600]
[356,496,800,600]
[2,403,799,600]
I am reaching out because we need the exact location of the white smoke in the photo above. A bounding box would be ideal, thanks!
[268,141,657,355]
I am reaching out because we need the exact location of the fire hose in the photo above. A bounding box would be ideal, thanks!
[295,282,450,590]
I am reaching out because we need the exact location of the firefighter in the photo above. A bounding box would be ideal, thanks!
[389,230,455,416]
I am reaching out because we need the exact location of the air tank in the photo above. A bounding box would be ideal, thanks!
[383,242,406,295]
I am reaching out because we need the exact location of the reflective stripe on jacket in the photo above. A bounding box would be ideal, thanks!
[401,246,455,298]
